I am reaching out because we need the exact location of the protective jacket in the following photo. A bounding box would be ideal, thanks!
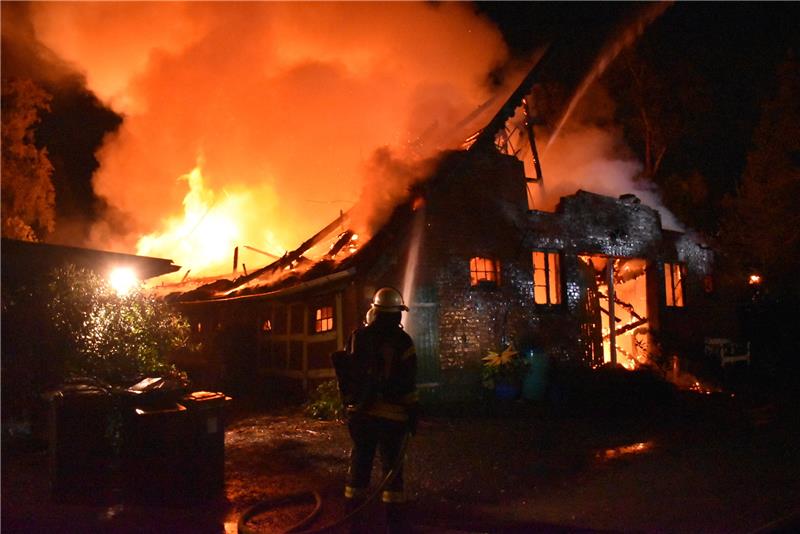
[335,314,418,509]
[336,319,418,422]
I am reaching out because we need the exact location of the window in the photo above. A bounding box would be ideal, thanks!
[314,306,334,333]
[664,262,685,307]
[470,257,501,286]
[532,251,561,305]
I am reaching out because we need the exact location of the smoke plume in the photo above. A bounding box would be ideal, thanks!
[518,65,682,231]
[29,2,510,274]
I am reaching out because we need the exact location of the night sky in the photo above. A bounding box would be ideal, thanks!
[480,2,799,197]
[3,2,799,245]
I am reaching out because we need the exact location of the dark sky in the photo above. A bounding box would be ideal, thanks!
[480,2,799,187]
[5,2,799,243]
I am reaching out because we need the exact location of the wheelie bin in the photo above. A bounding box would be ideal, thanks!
[48,380,114,501]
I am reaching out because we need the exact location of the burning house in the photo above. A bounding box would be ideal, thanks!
[166,49,718,396]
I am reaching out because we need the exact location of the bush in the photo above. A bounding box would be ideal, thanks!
[481,344,529,389]
[304,379,344,420]
[48,265,194,387]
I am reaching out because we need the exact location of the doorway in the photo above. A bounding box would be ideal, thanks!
[578,255,652,369]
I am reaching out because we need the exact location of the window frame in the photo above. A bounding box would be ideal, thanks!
[664,262,686,308]
[313,305,334,333]
[532,250,563,307]
[469,256,501,287]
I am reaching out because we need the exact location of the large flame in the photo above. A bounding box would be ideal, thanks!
[28,2,513,272]
[136,164,285,279]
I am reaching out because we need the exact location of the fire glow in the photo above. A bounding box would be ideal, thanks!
[29,2,513,276]
[135,165,274,278]
[597,440,655,461]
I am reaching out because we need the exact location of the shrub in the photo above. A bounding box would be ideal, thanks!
[48,265,193,387]
[481,343,529,389]
[304,379,344,420]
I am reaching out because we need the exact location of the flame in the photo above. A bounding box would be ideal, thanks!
[136,164,283,280]
[749,274,762,285]
[28,2,513,264]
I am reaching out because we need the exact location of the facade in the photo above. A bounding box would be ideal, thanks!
[173,147,719,396]
[169,43,728,396]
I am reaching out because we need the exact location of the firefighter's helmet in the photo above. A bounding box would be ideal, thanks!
[371,287,409,312]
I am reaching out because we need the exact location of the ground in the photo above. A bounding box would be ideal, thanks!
[3,381,800,533]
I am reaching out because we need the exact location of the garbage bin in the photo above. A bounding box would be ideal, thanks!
[181,391,232,500]
[120,376,192,504]
[48,381,114,500]
[121,401,192,504]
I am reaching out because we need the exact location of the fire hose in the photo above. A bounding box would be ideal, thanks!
[237,432,411,534]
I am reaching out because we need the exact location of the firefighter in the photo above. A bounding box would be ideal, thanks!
[335,287,418,533]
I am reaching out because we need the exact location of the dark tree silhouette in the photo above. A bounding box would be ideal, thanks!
[1,78,56,241]
[720,57,800,294]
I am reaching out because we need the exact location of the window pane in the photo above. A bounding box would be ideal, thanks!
[314,306,334,332]
[548,253,561,304]
[470,256,499,286]
[664,263,674,306]
[664,263,685,307]
[674,266,684,307]
[532,251,547,304]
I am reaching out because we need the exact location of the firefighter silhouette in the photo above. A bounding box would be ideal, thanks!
[332,287,418,533]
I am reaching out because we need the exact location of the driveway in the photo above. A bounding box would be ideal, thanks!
[3,388,799,533]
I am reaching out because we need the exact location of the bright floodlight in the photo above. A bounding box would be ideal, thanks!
[109,267,139,295]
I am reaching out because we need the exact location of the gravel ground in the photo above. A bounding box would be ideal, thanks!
[3,388,800,533]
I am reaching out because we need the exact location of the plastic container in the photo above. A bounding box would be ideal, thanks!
[48,381,114,499]
[181,391,232,500]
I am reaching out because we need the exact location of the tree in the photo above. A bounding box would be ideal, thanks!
[48,265,193,386]
[720,57,800,295]
[1,78,56,241]
[604,47,717,233]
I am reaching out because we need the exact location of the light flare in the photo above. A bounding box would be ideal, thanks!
[108,267,139,296]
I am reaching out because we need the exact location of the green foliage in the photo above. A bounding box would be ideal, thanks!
[48,264,193,386]
[303,379,344,421]
[481,344,529,389]
[1,78,56,241]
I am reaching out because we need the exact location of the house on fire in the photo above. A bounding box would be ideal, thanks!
[168,46,722,397]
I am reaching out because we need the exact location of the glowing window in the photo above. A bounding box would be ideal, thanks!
[314,306,334,333]
[664,262,685,307]
[532,251,561,305]
[470,257,501,286]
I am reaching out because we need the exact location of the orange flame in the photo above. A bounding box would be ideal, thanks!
[136,165,285,280]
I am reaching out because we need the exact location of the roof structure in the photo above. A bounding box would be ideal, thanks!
[1,237,180,286]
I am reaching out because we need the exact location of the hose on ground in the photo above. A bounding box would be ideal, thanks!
[237,432,410,534]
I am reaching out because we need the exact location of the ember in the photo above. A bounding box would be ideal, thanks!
[597,440,655,460]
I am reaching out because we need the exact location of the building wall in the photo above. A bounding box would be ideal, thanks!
[175,151,719,396]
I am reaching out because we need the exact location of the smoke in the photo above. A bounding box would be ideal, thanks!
[29,2,511,271]
[522,84,683,231]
